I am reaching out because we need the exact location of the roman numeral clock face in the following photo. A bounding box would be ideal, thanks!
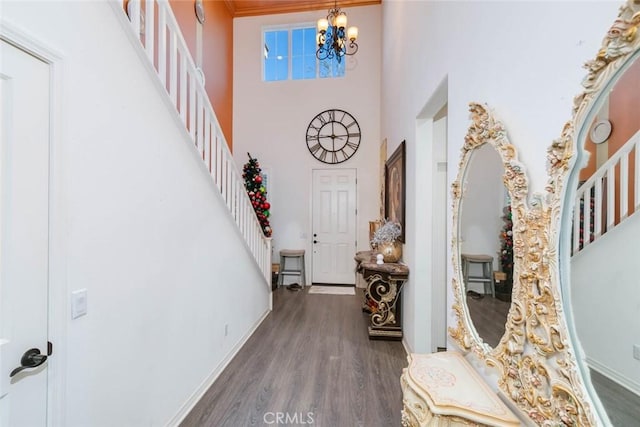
[306,109,361,164]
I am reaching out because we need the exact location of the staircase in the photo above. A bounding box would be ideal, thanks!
[570,130,640,397]
[573,130,640,254]
[113,0,271,284]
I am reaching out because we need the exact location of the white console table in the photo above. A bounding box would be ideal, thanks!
[401,351,520,426]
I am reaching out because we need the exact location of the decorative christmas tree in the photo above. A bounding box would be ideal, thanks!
[242,153,272,237]
[498,205,514,295]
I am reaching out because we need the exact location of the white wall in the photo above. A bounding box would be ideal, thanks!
[233,5,382,275]
[571,214,640,396]
[381,0,618,354]
[3,2,270,426]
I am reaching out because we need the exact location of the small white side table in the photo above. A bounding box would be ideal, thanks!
[401,351,520,426]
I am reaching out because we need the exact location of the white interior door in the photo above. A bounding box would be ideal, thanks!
[0,39,51,426]
[312,169,356,285]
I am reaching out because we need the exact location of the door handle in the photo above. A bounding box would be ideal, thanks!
[10,348,47,378]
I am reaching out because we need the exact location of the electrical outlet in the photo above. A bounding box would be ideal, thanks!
[633,344,640,361]
[224,324,229,337]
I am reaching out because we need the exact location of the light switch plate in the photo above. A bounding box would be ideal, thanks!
[71,289,88,319]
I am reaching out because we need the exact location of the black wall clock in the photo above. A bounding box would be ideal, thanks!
[306,109,361,164]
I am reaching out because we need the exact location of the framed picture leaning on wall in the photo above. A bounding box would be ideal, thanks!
[385,140,406,242]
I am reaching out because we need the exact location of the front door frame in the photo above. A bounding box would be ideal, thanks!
[310,168,358,285]
[1,20,66,426]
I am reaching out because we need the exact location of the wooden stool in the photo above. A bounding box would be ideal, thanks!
[461,254,495,297]
[277,249,306,288]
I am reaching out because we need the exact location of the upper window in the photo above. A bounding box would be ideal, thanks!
[263,29,289,81]
[263,26,345,81]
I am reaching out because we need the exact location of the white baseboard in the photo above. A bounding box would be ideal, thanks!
[586,356,640,397]
[401,337,413,356]
[166,308,272,426]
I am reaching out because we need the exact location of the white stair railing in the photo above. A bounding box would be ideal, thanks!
[573,130,640,255]
[118,0,271,285]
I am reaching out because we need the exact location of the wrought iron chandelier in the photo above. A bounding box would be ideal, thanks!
[316,2,359,63]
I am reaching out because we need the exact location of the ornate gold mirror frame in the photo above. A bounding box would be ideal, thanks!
[450,103,526,358]
[557,1,640,425]
[450,103,597,425]
[450,2,640,426]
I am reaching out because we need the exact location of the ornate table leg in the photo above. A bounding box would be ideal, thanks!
[364,271,407,340]
[362,283,378,314]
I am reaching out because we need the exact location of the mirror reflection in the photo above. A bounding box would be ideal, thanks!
[570,54,640,425]
[460,143,511,348]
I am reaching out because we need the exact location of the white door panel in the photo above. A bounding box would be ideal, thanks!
[0,39,50,426]
[312,169,356,284]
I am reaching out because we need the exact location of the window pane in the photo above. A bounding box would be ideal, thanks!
[303,55,316,79]
[264,25,345,81]
[303,28,317,78]
[276,59,288,80]
[318,26,344,79]
[292,28,304,80]
[275,30,289,81]
[292,28,316,80]
[265,32,276,53]
[292,29,303,56]
[265,59,276,81]
[292,56,304,80]
[264,30,288,81]
[333,58,345,77]
[304,27,316,52]
[319,58,332,78]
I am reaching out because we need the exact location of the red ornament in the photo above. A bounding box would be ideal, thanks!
[263,202,271,210]
[255,176,262,184]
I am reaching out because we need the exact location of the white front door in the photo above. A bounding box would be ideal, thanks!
[311,169,357,284]
[0,39,51,426]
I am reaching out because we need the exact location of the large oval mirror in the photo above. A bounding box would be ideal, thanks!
[459,143,511,349]
[453,104,601,425]
[559,3,640,425]
[450,104,528,361]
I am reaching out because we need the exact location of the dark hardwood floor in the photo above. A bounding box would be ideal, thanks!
[465,293,510,348]
[590,369,640,426]
[181,287,407,427]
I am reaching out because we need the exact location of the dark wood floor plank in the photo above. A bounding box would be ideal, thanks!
[182,286,640,426]
[466,293,510,348]
[590,369,640,426]
[181,287,407,427]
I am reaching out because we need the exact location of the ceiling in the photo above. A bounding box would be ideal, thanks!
[224,0,381,17]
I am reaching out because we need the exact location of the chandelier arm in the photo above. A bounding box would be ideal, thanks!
[316,3,358,62]
[345,42,358,56]
[316,46,335,61]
